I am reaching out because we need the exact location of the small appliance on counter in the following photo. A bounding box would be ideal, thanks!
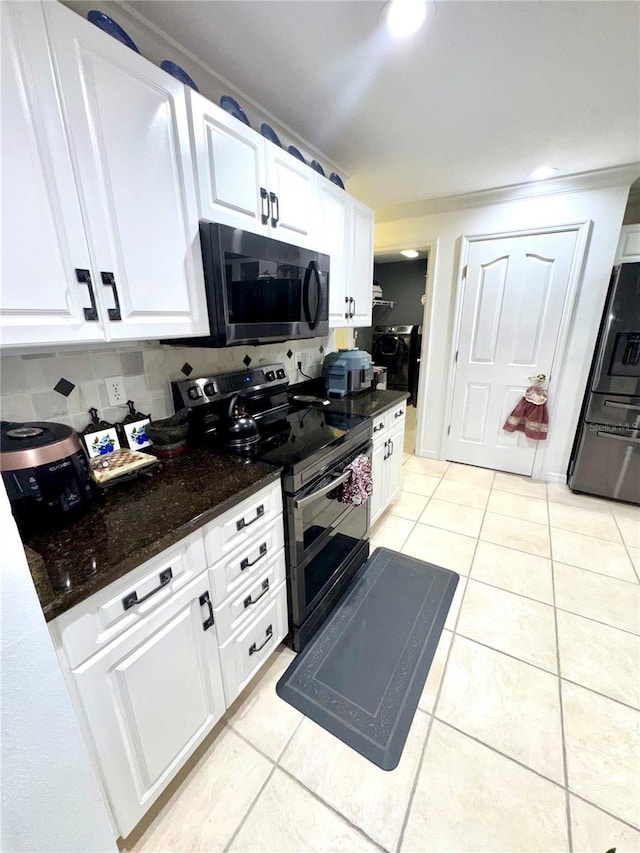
[323,349,374,397]
[1,421,95,533]
[372,366,388,391]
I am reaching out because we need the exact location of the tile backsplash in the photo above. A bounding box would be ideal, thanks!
[0,335,333,432]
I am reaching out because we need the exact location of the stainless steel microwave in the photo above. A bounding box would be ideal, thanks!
[176,221,330,348]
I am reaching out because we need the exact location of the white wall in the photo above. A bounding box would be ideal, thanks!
[0,482,116,852]
[376,180,631,481]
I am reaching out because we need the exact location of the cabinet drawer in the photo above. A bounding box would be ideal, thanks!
[50,531,206,669]
[372,413,386,441]
[214,553,286,645]
[208,515,285,603]
[218,585,288,706]
[204,480,283,563]
[387,401,407,427]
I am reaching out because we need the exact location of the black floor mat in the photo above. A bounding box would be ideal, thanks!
[276,547,459,770]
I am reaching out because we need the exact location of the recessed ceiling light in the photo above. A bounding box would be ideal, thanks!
[529,166,559,181]
[385,0,427,38]
[400,249,419,259]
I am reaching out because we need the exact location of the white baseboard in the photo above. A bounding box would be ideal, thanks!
[413,448,440,460]
[537,471,567,484]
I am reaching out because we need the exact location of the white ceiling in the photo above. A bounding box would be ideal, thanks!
[120,1,639,210]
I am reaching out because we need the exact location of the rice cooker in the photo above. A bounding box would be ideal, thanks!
[1,421,95,533]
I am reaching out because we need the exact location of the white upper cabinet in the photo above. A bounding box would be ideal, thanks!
[189,90,318,250]
[264,144,316,248]
[318,179,350,325]
[325,192,374,329]
[189,91,268,231]
[1,1,208,348]
[348,198,374,328]
[615,224,640,264]
[1,3,104,347]
[43,2,208,342]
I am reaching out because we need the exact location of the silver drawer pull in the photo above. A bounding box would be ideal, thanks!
[236,504,265,531]
[122,568,172,611]
[244,579,269,609]
[249,624,273,655]
[240,542,268,571]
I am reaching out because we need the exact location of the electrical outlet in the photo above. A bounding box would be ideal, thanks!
[104,376,125,407]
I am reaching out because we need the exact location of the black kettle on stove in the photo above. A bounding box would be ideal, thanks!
[224,394,260,454]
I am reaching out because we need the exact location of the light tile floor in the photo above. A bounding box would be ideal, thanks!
[122,459,640,853]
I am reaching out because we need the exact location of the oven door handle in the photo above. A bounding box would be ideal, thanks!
[293,470,351,509]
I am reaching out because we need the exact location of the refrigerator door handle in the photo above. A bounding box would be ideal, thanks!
[595,430,640,446]
[604,400,640,413]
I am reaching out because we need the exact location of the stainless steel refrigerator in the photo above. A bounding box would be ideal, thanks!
[568,262,640,504]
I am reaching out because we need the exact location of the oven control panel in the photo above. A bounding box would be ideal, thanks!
[172,363,289,410]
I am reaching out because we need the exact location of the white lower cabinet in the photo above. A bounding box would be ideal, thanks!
[71,570,225,838]
[217,584,288,705]
[49,479,286,840]
[370,401,407,527]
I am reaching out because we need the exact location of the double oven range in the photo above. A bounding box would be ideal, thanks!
[173,364,372,650]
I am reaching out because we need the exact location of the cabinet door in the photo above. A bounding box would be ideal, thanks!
[385,422,405,506]
[73,571,225,838]
[370,436,388,528]
[189,90,269,234]
[1,3,105,347]
[349,198,374,327]
[266,145,317,249]
[319,180,351,328]
[615,225,640,264]
[43,2,208,342]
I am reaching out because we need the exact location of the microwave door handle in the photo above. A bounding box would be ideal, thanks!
[293,470,351,509]
[303,261,322,331]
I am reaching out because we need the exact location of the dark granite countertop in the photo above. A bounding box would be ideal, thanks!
[323,389,409,418]
[291,379,409,418]
[24,448,281,622]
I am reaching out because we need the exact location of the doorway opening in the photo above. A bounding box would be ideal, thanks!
[354,245,432,456]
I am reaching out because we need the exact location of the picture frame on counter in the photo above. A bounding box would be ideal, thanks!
[117,401,152,450]
[83,426,121,458]
[120,418,151,450]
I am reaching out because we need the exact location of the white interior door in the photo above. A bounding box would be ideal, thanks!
[446,229,579,475]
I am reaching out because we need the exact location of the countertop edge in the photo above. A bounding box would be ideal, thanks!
[35,465,282,623]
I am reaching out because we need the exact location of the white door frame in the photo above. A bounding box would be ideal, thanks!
[374,238,439,455]
[442,220,592,478]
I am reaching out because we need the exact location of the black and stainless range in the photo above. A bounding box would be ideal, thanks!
[172,364,372,650]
